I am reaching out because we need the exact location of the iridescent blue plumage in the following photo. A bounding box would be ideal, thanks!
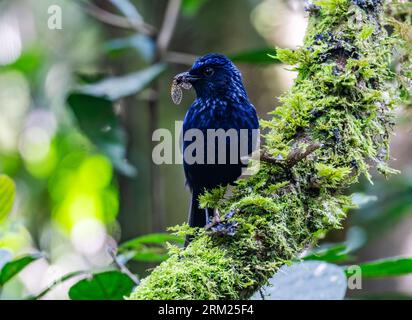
[177,53,259,231]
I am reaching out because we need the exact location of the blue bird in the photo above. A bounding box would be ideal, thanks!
[173,53,259,236]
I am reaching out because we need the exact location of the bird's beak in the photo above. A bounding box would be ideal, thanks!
[173,71,200,85]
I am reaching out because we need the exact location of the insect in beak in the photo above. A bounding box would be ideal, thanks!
[171,72,198,105]
[174,71,200,85]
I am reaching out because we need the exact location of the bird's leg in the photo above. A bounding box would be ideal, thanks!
[205,208,211,226]
[204,208,212,229]
[213,208,221,223]
[205,208,221,230]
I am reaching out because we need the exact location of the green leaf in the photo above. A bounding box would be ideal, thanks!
[181,0,209,17]
[78,64,166,100]
[105,34,155,62]
[352,180,412,241]
[0,48,43,76]
[351,192,378,208]
[67,93,136,176]
[0,174,16,224]
[75,71,110,84]
[349,292,412,300]
[133,247,169,263]
[0,253,43,286]
[251,261,347,300]
[304,227,366,263]
[119,233,183,263]
[275,48,300,65]
[68,271,135,300]
[120,233,184,250]
[230,48,280,64]
[345,257,412,278]
[303,244,349,263]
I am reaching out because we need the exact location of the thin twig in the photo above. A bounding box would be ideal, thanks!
[29,270,89,300]
[260,150,285,166]
[260,141,322,168]
[286,141,323,167]
[78,0,155,35]
[164,51,197,66]
[156,0,182,56]
[108,247,140,286]
[259,289,266,300]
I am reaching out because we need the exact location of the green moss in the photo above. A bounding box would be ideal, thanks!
[275,48,308,65]
[315,0,349,16]
[359,25,375,40]
[198,186,227,209]
[315,163,353,188]
[129,1,406,300]
[386,2,412,108]
[128,236,248,300]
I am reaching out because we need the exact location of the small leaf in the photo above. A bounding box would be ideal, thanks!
[0,253,43,286]
[345,257,412,278]
[251,261,347,300]
[67,93,136,176]
[0,174,16,223]
[105,35,155,62]
[120,233,184,250]
[69,271,135,300]
[78,64,166,101]
[133,248,169,263]
[344,226,367,253]
[230,48,280,64]
[351,192,378,208]
[304,227,366,263]
[119,233,183,263]
[359,25,375,40]
[75,71,110,84]
[275,48,300,65]
[303,244,349,262]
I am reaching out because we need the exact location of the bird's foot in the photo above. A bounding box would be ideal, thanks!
[205,209,221,230]
[213,208,221,224]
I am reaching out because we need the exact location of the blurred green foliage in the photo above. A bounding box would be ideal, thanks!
[0,0,411,300]
[0,175,15,224]
[68,270,136,300]
[0,253,43,287]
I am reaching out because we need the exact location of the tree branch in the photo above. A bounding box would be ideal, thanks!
[156,0,182,56]
[108,247,140,286]
[164,51,197,66]
[260,140,323,168]
[79,0,155,35]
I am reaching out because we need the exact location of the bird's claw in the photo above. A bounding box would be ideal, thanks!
[205,209,221,230]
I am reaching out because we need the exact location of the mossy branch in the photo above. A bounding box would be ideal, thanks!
[129,0,409,300]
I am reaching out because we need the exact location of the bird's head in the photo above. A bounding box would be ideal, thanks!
[173,53,247,101]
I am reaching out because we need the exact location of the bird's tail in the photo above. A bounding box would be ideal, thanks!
[188,189,207,228]
[185,189,208,246]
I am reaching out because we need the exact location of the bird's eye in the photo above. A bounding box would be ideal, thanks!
[203,67,214,77]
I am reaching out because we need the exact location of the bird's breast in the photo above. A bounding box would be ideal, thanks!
[183,99,256,131]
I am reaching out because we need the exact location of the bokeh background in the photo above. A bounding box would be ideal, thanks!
[0,0,411,299]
